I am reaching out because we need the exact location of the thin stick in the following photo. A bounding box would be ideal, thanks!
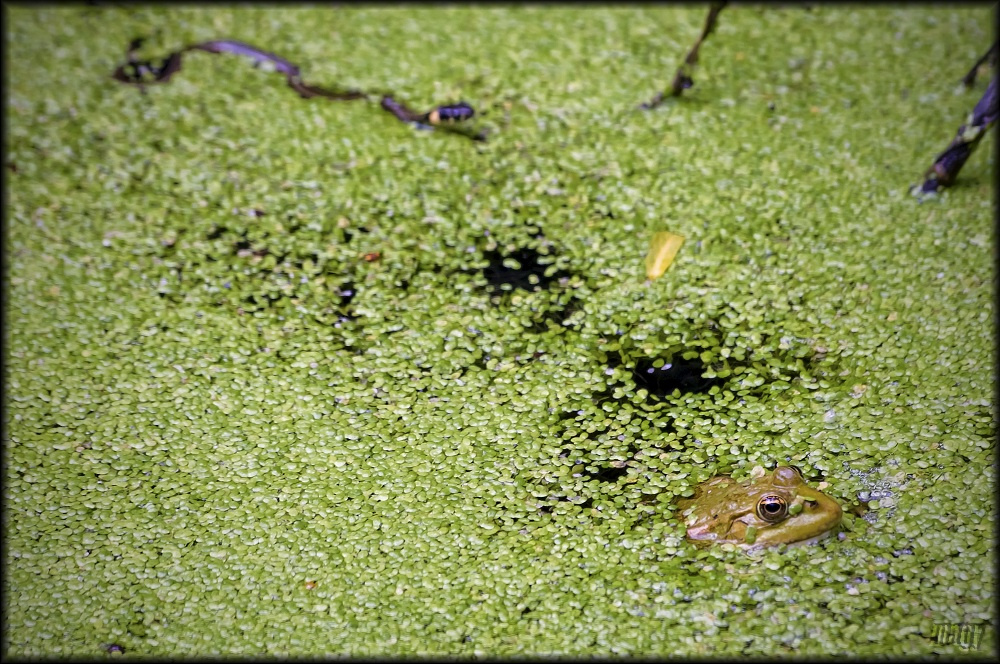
[914,76,997,194]
[641,2,727,109]
[961,41,998,88]
[112,38,482,140]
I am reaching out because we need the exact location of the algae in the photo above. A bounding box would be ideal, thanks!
[4,4,995,657]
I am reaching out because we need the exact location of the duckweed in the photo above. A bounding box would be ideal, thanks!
[5,4,995,658]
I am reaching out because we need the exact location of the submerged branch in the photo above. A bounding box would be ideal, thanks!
[641,2,727,109]
[112,38,482,140]
[915,65,997,195]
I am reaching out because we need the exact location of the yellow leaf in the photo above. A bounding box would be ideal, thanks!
[645,231,685,279]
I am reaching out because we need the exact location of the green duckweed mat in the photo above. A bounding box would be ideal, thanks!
[4,5,996,657]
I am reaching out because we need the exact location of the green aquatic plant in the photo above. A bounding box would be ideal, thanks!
[5,4,994,658]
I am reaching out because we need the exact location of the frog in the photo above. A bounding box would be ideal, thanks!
[675,466,843,550]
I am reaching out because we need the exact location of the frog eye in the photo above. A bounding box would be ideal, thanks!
[756,495,788,522]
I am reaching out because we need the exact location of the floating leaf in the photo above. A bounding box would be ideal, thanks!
[644,231,685,280]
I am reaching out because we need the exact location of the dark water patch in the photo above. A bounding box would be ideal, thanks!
[538,495,594,513]
[581,463,629,483]
[558,416,613,447]
[558,444,587,464]
[342,225,370,246]
[631,356,727,396]
[603,351,727,399]
[231,233,279,260]
[481,246,570,293]
[242,291,283,309]
[333,281,359,322]
[558,409,586,423]
[590,385,615,405]
[337,281,356,308]
[534,295,584,332]
[158,228,184,256]
[232,238,253,255]
[156,290,184,304]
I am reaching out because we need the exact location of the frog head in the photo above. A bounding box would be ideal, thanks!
[676,466,843,550]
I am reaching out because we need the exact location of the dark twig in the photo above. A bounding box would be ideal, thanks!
[914,76,997,195]
[962,41,998,88]
[380,96,485,141]
[641,2,727,109]
[112,38,482,140]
